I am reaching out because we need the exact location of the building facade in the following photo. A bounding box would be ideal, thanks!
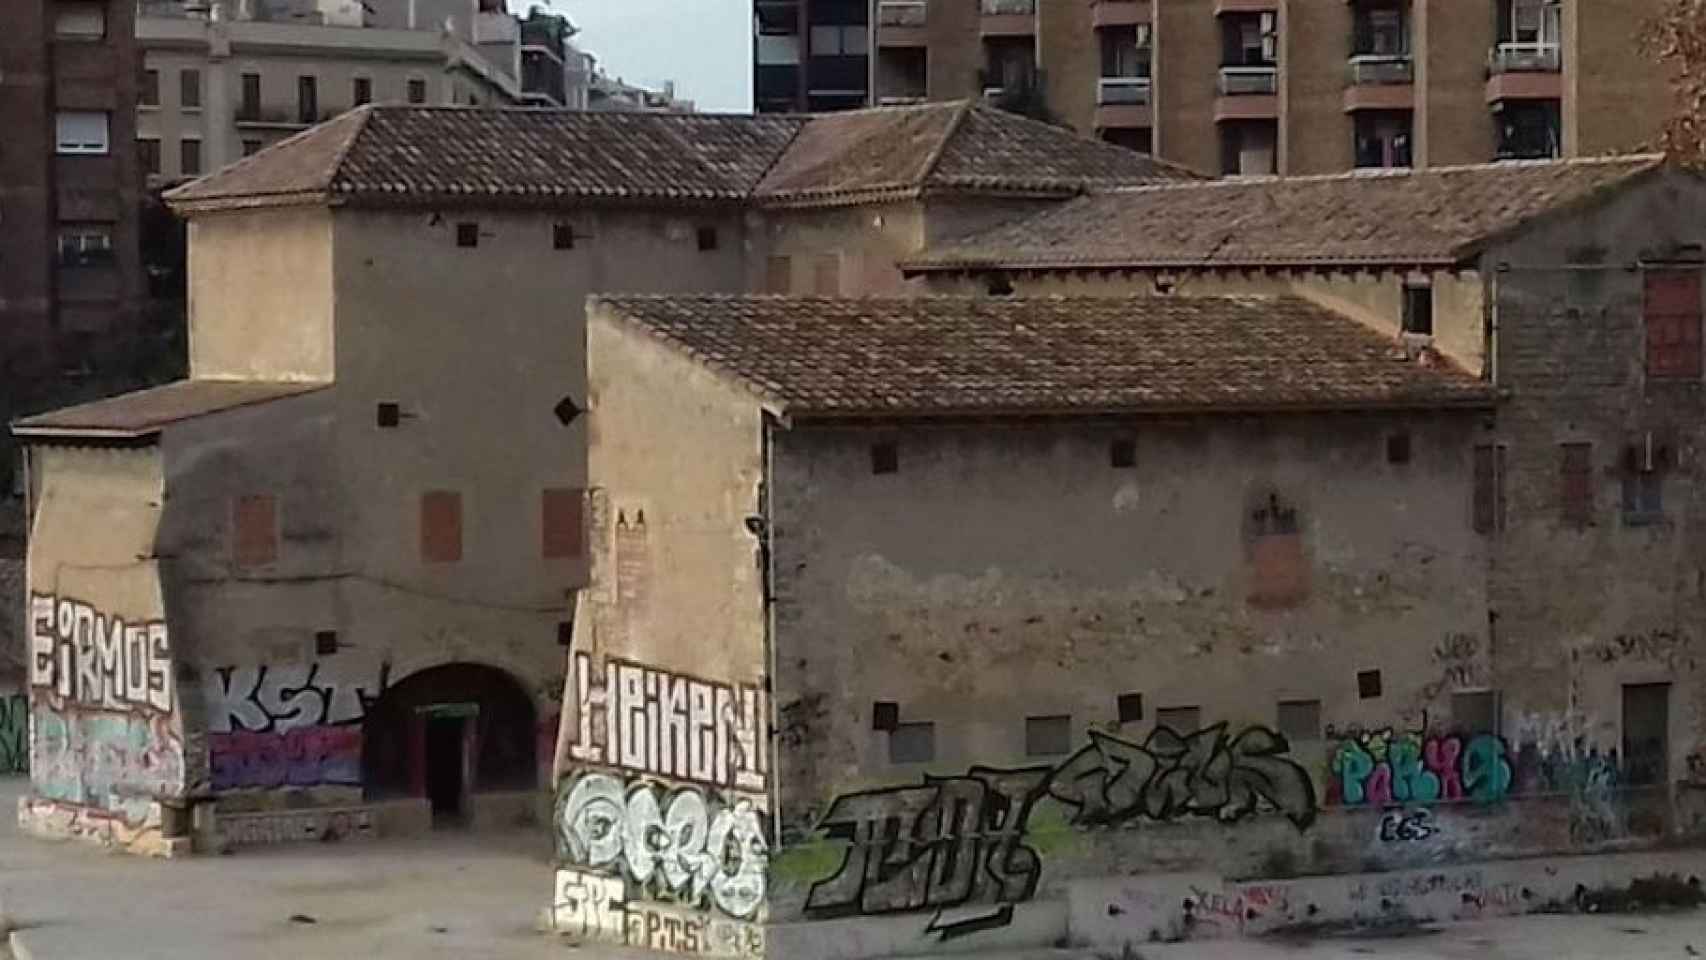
[762,0,1676,175]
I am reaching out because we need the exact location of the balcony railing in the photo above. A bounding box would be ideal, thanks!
[235,107,340,128]
[879,0,927,26]
[1098,76,1153,105]
[1348,53,1413,85]
[1489,41,1561,74]
[1218,65,1277,95]
[981,0,1035,14]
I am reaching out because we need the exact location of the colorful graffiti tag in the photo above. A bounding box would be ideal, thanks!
[31,706,183,811]
[204,661,389,791]
[553,868,766,956]
[1329,729,1512,806]
[802,724,1316,936]
[1,691,27,774]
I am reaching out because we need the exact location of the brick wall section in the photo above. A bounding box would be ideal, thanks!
[1041,0,1098,135]
[1279,0,1354,175]
[1155,0,1222,174]
[924,0,981,100]
[1413,0,1495,167]
[1564,0,1671,157]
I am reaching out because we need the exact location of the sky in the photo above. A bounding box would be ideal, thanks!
[510,0,753,113]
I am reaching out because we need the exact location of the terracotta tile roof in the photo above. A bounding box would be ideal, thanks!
[594,295,1495,419]
[906,155,1669,271]
[166,102,1188,212]
[13,380,329,439]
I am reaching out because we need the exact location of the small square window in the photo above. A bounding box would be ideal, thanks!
[1403,285,1433,336]
[456,222,479,248]
[1116,692,1143,723]
[696,226,719,251]
[1155,706,1200,733]
[1451,690,1499,734]
[871,701,899,731]
[376,402,401,428]
[1276,699,1322,742]
[871,441,898,475]
[553,223,574,250]
[1110,437,1137,469]
[1386,431,1411,464]
[1358,669,1383,699]
[889,721,935,764]
[314,630,339,656]
[1025,715,1072,756]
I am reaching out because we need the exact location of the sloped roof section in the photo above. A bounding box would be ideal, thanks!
[594,294,1495,419]
[906,155,1668,271]
[13,380,329,439]
[167,102,1190,213]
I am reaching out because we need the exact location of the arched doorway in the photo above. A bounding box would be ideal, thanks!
[362,663,537,823]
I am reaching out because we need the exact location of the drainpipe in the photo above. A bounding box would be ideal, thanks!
[759,412,782,844]
[1487,263,1503,387]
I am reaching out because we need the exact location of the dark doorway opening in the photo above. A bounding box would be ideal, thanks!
[1622,682,1670,787]
[362,663,538,822]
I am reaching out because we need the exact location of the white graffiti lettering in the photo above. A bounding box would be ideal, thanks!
[552,869,764,957]
[567,654,766,791]
[204,662,389,734]
[558,773,767,920]
[29,594,171,713]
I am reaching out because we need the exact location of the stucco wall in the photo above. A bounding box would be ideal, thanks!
[757,202,926,296]
[187,206,335,382]
[548,303,772,954]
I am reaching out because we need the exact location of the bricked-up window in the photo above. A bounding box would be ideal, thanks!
[1247,491,1307,608]
[1645,268,1703,380]
[233,494,278,568]
[1472,443,1506,534]
[1276,699,1322,742]
[1025,715,1071,756]
[889,722,935,764]
[765,256,791,293]
[1560,442,1593,526]
[542,487,583,559]
[420,491,463,563]
[813,254,840,295]
[1156,706,1201,733]
[1452,690,1499,735]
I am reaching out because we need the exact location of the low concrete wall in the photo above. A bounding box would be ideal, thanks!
[18,795,190,858]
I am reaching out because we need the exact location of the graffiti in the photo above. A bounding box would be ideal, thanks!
[32,705,183,812]
[204,661,388,733]
[1330,730,1511,807]
[19,794,170,856]
[1049,724,1317,829]
[804,767,1050,928]
[210,726,362,790]
[1584,629,1694,671]
[1421,633,1483,700]
[220,807,375,847]
[566,653,767,792]
[1377,808,1439,843]
[802,724,1314,931]
[558,773,768,920]
[553,869,766,956]
[29,594,171,713]
[1,691,27,773]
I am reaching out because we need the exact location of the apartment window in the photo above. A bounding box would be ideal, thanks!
[241,139,262,157]
[1402,283,1433,335]
[765,255,791,293]
[180,138,201,176]
[1644,268,1703,380]
[1506,0,1561,45]
[696,226,719,251]
[180,69,202,110]
[1473,443,1507,533]
[1220,120,1276,177]
[57,227,113,267]
[54,3,106,39]
[553,223,574,250]
[137,138,161,175]
[233,494,278,568]
[55,111,109,154]
[542,487,583,559]
[1025,716,1072,757]
[1276,700,1322,743]
[1354,111,1412,169]
[1495,101,1560,160]
[407,78,428,104]
[809,25,868,56]
[1227,12,1277,66]
[140,70,160,108]
[297,76,318,125]
[240,73,261,118]
[889,722,935,764]
[1156,706,1201,733]
[1560,442,1593,526]
[1354,5,1406,55]
[1100,24,1152,79]
[353,76,373,106]
[456,222,479,248]
[420,491,463,563]
[812,254,840,295]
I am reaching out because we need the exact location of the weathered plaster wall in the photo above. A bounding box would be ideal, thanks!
[22,442,186,855]
[187,206,335,382]
[547,304,772,955]
[757,202,926,296]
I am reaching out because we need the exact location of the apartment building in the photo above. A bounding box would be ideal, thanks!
[764,0,1675,175]
[135,0,551,185]
[0,0,145,403]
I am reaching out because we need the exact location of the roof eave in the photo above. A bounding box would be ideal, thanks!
[166,189,338,216]
[783,394,1500,423]
[899,256,1465,274]
[11,424,163,443]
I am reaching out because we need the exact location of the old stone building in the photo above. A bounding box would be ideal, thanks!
[9,101,1178,855]
[562,292,1504,955]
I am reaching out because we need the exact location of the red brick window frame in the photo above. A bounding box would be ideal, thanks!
[233,494,278,568]
[1560,442,1593,527]
[1644,267,1703,380]
[542,487,583,559]
[420,490,463,563]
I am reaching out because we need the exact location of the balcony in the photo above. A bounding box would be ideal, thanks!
[1213,0,1277,12]
[878,0,927,46]
[1218,65,1277,95]
[981,0,1035,36]
[1343,54,1414,112]
[234,107,338,130]
[1091,0,1150,28]
[1098,76,1152,105]
[1488,41,1561,74]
